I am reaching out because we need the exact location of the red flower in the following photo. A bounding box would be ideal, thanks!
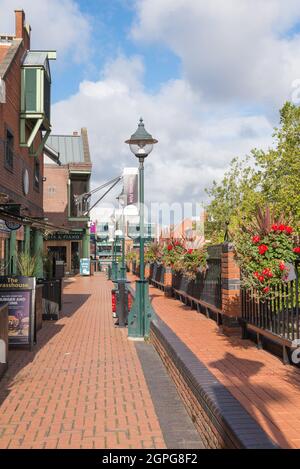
[271,224,279,231]
[285,226,293,235]
[254,271,260,278]
[187,249,193,254]
[258,244,268,255]
[167,244,173,251]
[258,275,265,282]
[263,287,270,293]
[262,268,273,278]
[252,235,260,243]
[278,224,286,232]
[279,262,286,271]
[293,247,300,254]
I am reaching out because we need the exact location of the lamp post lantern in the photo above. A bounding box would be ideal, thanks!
[125,118,158,338]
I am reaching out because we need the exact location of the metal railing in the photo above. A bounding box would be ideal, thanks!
[149,245,222,310]
[242,262,300,342]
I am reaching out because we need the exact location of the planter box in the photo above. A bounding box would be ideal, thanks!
[0,303,8,380]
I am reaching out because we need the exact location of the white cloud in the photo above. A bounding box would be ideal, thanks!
[52,55,274,207]
[131,0,300,108]
[0,0,91,63]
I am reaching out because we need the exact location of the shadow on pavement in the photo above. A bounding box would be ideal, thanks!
[209,352,291,448]
[60,293,91,318]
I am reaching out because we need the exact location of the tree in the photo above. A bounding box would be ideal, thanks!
[205,102,300,240]
[252,102,300,222]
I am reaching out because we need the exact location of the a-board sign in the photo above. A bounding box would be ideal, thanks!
[0,276,36,348]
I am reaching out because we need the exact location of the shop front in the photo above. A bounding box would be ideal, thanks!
[44,232,86,275]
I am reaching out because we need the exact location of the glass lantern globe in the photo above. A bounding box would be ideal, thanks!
[125,118,158,158]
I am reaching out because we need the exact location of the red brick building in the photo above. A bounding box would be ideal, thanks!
[0,10,56,276]
[43,129,92,274]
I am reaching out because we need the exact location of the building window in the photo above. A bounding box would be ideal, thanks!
[47,186,56,197]
[5,129,14,170]
[34,160,40,190]
[70,175,90,217]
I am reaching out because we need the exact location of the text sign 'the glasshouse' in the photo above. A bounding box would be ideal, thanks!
[0,277,36,348]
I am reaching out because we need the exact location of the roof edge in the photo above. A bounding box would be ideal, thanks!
[0,38,22,78]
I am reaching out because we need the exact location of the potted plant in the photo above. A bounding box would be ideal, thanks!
[16,251,43,333]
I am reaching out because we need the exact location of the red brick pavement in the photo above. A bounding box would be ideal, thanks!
[0,274,165,449]
[128,273,300,449]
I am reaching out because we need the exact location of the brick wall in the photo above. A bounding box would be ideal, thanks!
[0,11,43,218]
[150,318,277,449]
[151,332,227,449]
[43,164,89,230]
[43,165,69,227]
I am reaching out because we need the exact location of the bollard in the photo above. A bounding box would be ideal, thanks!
[115,279,131,328]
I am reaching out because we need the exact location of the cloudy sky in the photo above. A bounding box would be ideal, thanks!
[1,0,300,209]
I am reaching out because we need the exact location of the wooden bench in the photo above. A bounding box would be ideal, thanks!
[242,322,295,364]
[150,278,165,291]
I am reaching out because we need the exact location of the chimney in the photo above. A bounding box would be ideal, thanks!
[15,10,25,39]
[73,131,79,136]
[15,10,31,48]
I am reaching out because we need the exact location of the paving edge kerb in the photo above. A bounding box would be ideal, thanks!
[149,317,279,449]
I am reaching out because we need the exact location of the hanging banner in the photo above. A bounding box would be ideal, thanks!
[0,276,35,348]
[122,168,138,206]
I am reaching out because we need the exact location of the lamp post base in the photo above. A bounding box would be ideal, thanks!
[128,280,155,339]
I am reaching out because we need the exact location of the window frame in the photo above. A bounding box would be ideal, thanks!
[4,126,14,172]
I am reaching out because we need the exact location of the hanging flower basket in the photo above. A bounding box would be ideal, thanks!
[235,217,298,300]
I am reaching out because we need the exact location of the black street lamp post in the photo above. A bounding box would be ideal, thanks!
[125,118,158,338]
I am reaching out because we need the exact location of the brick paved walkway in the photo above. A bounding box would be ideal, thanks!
[0,274,165,449]
[129,274,300,448]
[129,275,300,449]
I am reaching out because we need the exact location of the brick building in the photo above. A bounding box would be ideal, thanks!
[0,10,56,276]
[43,129,92,274]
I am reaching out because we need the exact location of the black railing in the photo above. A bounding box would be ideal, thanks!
[172,244,222,310]
[242,262,300,342]
[152,262,165,284]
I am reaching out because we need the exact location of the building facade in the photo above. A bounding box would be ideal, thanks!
[0,10,56,276]
[43,129,92,274]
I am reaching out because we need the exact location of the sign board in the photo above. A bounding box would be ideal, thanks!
[0,219,10,234]
[5,221,22,231]
[45,232,83,241]
[90,221,97,235]
[80,258,90,276]
[0,276,36,348]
